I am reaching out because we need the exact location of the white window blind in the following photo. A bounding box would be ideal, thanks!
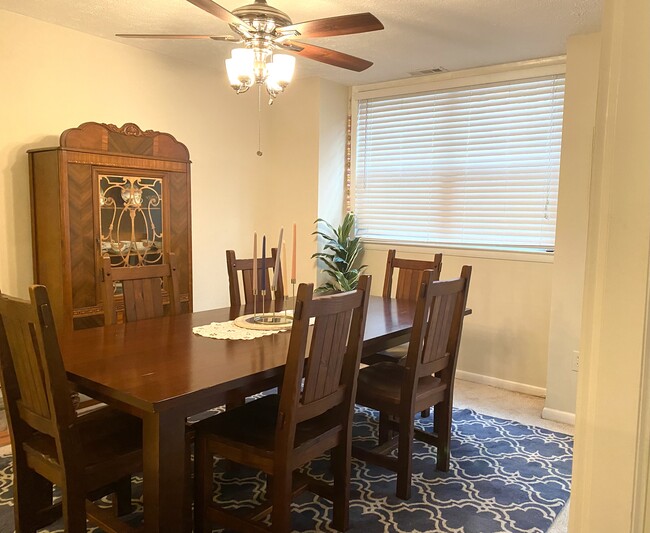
[354,75,565,250]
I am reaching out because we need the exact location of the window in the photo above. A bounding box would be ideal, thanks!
[353,72,565,251]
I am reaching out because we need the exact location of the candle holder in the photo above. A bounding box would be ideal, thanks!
[251,286,292,326]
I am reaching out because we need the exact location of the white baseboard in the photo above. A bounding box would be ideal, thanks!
[456,370,576,426]
[541,407,576,426]
[456,370,547,398]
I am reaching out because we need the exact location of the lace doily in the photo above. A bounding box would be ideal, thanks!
[193,320,289,341]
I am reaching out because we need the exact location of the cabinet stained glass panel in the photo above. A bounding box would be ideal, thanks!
[99,175,164,267]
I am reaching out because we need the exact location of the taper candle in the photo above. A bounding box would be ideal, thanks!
[273,228,283,289]
[291,223,297,282]
[261,235,266,291]
[282,239,288,293]
[252,232,258,294]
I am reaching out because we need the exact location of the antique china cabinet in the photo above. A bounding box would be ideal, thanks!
[29,122,192,332]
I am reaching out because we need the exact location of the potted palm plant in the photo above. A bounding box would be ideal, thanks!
[312,212,367,293]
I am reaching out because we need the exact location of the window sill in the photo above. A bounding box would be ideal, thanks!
[362,240,554,264]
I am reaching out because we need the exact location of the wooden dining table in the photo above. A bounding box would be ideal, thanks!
[60,295,418,533]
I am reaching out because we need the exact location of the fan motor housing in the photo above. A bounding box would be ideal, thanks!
[232,1,292,31]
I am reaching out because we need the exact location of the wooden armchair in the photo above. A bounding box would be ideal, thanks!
[102,252,181,324]
[193,276,372,533]
[226,248,284,310]
[353,266,471,500]
[0,285,142,532]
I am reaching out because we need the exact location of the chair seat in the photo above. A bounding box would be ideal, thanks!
[356,362,446,409]
[23,406,142,488]
[362,343,409,365]
[380,344,408,359]
[194,394,344,457]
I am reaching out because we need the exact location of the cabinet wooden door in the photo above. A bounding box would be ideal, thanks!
[29,122,192,332]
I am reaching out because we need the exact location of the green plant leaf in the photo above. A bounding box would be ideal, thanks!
[312,212,364,291]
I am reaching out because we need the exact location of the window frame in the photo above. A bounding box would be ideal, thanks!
[350,56,567,257]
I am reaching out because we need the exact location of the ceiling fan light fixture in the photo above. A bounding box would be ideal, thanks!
[226,47,295,100]
[119,0,383,103]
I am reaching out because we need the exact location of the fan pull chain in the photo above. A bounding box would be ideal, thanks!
[257,85,263,157]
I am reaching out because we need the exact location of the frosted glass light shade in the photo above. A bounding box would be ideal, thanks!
[271,54,295,84]
[226,48,255,87]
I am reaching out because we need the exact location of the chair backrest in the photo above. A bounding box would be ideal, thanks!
[0,286,80,460]
[404,266,472,396]
[276,276,372,449]
[383,249,443,301]
[226,248,284,308]
[102,252,181,324]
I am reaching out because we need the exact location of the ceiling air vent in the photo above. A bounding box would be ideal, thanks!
[408,67,448,76]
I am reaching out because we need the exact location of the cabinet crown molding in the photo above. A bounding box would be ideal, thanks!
[58,121,190,161]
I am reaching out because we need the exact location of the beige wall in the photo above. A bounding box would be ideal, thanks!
[315,81,349,286]
[544,33,601,422]
[256,77,348,292]
[0,10,347,310]
[0,10,263,310]
[570,0,650,529]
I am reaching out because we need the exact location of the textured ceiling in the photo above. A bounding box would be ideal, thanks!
[0,0,603,86]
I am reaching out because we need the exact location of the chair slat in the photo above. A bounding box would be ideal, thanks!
[315,313,338,398]
[303,316,331,404]
[422,293,456,368]
[8,317,50,418]
[103,252,180,325]
[327,310,352,397]
[304,309,353,403]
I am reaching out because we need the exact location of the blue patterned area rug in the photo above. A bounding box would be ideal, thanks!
[0,407,572,533]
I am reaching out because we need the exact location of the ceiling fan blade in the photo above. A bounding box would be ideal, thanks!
[116,34,239,41]
[278,12,383,39]
[186,0,255,32]
[285,41,373,72]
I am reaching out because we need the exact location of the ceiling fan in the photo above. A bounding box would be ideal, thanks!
[117,0,384,99]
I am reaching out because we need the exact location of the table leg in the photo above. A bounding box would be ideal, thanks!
[142,409,188,533]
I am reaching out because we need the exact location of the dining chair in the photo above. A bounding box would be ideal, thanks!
[353,266,471,500]
[225,247,288,409]
[193,275,372,533]
[102,251,181,324]
[364,249,443,366]
[366,249,444,418]
[102,251,194,527]
[0,285,143,533]
[226,248,284,309]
